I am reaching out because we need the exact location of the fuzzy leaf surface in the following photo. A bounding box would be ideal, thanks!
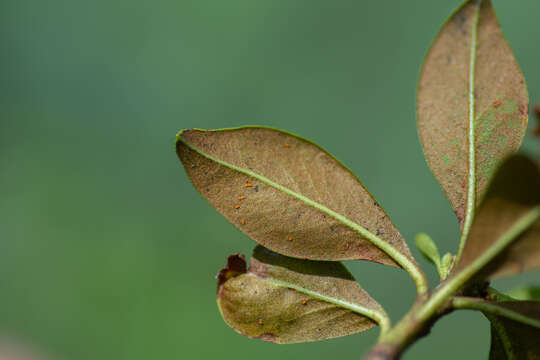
[216,246,386,344]
[177,127,414,266]
[417,0,528,230]
[452,155,540,281]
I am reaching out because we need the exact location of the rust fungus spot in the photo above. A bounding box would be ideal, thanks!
[493,100,501,108]
[301,300,308,305]
[240,220,246,225]
[288,236,293,241]
[285,143,290,148]
[238,195,246,200]
[259,333,277,343]
[234,205,240,209]
[258,318,264,326]
[345,243,350,249]
[244,183,253,187]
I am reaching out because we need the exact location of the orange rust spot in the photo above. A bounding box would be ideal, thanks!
[301,300,308,305]
[285,143,290,148]
[234,205,240,209]
[244,183,253,187]
[241,220,246,225]
[345,243,350,249]
[288,236,293,241]
[493,101,501,108]
[258,319,264,325]
[238,195,246,200]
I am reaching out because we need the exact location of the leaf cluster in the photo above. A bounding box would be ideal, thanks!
[175,0,540,358]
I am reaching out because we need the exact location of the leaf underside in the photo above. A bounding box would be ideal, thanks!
[417,0,528,229]
[177,127,414,267]
[453,155,540,281]
[486,301,540,359]
[217,246,385,344]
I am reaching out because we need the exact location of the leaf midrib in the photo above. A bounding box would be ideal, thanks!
[458,0,482,261]
[179,138,415,270]
[247,273,389,331]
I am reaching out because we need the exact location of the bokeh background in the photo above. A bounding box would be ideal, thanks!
[2,0,540,359]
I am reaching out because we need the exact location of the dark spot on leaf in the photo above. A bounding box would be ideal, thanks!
[254,185,259,192]
[216,254,246,294]
[259,333,277,343]
[519,103,528,116]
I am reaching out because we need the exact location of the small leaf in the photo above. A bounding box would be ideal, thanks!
[176,127,415,267]
[216,246,388,344]
[452,297,540,359]
[440,253,454,280]
[452,155,540,282]
[417,0,528,234]
[415,233,441,267]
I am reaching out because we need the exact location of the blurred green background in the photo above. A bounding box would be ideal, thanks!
[1,0,540,359]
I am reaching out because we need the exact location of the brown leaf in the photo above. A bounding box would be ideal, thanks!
[176,127,414,267]
[487,302,540,359]
[216,246,387,344]
[453,155,540,281]
[417,0,528,230]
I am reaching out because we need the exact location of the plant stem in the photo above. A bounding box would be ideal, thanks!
[364,206,540,359]
[452,297,540,329]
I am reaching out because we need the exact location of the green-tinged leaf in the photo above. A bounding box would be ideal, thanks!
[417,0,528,237]
[415,233,441,267]
[505,286,540,301]
[453,297,540,359]
[440,253,454,280]
[177,127,414,267]
[451,155,540,282]
[216,246,388,344]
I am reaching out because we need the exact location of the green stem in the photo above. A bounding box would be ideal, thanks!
[452,297,540,329]
[416,206,540,324]
[365,205,540,359]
